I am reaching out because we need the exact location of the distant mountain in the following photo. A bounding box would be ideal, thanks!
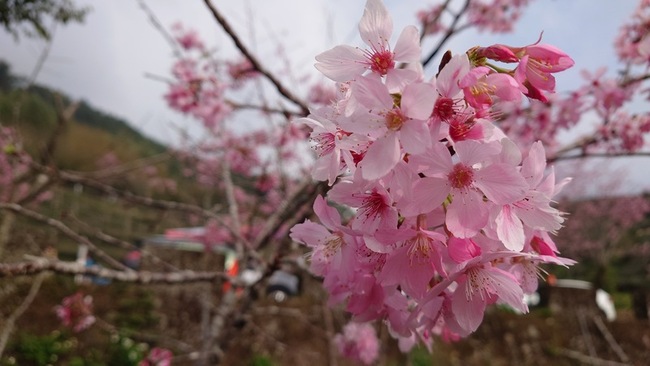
[0,60,168,169]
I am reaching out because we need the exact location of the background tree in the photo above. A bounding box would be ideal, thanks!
[0,0,88,39]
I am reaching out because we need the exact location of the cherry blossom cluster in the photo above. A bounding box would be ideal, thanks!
[334,321,380,365]
[54,292,96,333]
[615,0,650,65]
[0,126,51,204]
[164,25,263,131]
[291,0,574,350]
[418,0,532,36]
[139,347,173,366]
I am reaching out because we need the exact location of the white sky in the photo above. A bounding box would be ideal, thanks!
[0,0,648,194]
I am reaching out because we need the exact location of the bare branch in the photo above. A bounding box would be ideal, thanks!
[252,180,328,249]
[68,214,180,272]
[27,161,256,248]
[136,0,182,58]
[201,0,310,116]
[422,0,471,68]
[0,272,47,358]
[0,203,130,271]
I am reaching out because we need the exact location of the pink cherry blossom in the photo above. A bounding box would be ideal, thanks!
[451,259,527,333]
[334,322,380,365]
[54,292,96,333]
[315,0,422,90]
[139,347,173,366]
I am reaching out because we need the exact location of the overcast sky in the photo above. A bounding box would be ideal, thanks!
[1,0,647,194]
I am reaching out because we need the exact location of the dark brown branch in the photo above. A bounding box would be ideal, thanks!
[419,0,453,42]
[201,0,310,116]
[422,0,471,68]
[252,180,328,249]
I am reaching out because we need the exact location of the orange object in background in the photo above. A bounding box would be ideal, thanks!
[222,251,240,294]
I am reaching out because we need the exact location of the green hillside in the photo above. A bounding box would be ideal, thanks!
[0,60,166,170]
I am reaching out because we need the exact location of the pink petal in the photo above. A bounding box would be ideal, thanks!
[448,236,481,263]
[360,133,400,180]
[488,267,527,313]
[290,220,331,248]
[474,163,527,204]
[351,75,394,111]
[315,45,366,82]
[446,190,488,238]
[393,25,421,62]
[313,195,342,231]
[437,53,470,97]
[451,280,486,333]
[521,141,546,187]
[358,0,393,50]
[496,205,525,251]
[400,120,431,155]
[455,140,500,166]
[401,81,436,120]
[401,176,448,216]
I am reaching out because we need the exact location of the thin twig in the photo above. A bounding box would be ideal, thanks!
[592,315,630,363]
[25,162,254,248]
[0,203,130,271]
[0,272,47,358]
[577,308,598,360]
[252,180,328,249]
[422,0,471,68]
[221,157,243,257]
[557,348,632,366]
[201,0,310,116]
[68,214,180,272]
[136,0,182,58]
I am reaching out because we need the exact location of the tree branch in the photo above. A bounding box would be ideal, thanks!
[0,203,130,271]
[0,258,226,284]
[422,0,471,68]
[201,0,310,116]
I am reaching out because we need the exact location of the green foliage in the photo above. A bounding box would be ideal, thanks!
[72,100,166,157]
[409,346,434,366]
[249,354,276,366]
[105,335,147,366]
[7,331,74,366]
[113,288,159,330]
[0,0,89,40]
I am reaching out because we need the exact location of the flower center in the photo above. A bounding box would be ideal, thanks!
[369,50,395,75]
[323,232,344,258]
[448,163,475,189]
[407,232,434,264]
[465,266,492,301]
[449,118,476,141]
[360,191,387,221]
[433,97,456,121]
[310,132,335,157]
[385,109,406,131]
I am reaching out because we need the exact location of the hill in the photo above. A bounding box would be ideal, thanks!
[0,60,166,171]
